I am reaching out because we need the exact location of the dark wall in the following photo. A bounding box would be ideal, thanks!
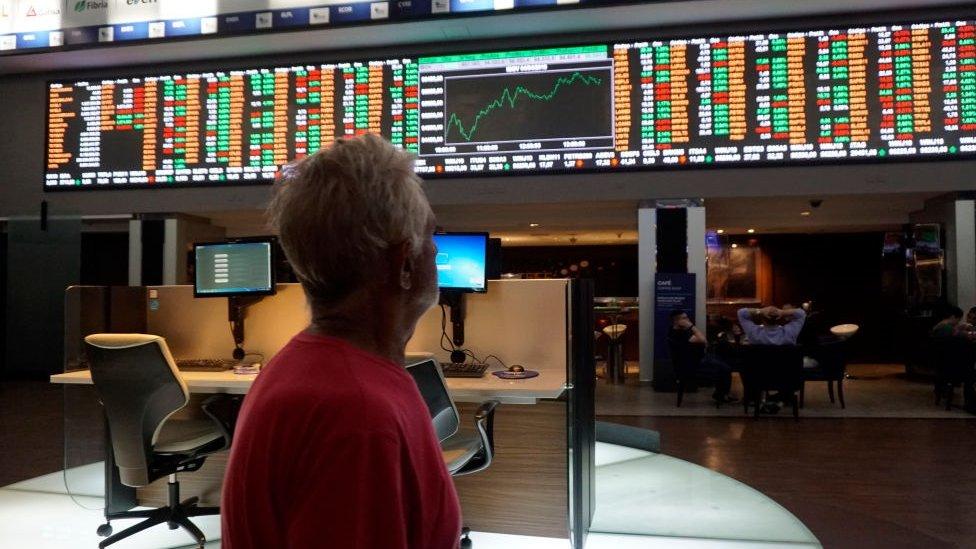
[500,244,637,298]
[759,232,887,362]
[80,233,129,286]
[0,232,6,374]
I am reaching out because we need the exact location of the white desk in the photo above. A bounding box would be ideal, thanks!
[50,365,566,404]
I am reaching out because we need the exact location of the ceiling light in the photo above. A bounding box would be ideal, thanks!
[731,243,738,248]
[747,228,756,234]
[529,223,540,228]
[716,229,725,234]
[800,211,811,217]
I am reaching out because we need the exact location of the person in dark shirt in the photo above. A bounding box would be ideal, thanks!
[668,309,735,403]
[222,135,461,549]
[931,306,965,339]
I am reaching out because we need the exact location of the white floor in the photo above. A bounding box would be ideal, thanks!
[0,443,820,549]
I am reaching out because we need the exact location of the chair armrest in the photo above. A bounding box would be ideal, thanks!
[474,400,500,454]
[201,394,243,451]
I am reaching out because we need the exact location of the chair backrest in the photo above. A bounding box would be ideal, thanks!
[84,334,189,487]
[668,339,704,378]
[929,336,975,382]
[405,359,460,442]
[739,345,804,393]
[812,338,848,379]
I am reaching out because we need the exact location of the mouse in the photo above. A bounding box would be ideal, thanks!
[508,364,525,373]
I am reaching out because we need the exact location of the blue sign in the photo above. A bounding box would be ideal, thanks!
[331,3,372,23]
[653,272,697,362]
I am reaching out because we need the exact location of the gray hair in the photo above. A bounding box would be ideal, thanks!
[267,134,433,307]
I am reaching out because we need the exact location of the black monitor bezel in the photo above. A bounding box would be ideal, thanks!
[434,231,490,294]
[192,235,278,298]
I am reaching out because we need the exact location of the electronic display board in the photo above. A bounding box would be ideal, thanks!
[45,17,976,189]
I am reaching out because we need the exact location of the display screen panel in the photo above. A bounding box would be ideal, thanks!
[45,17,976,189]
[433,233,488,292]
[194,239,275,297]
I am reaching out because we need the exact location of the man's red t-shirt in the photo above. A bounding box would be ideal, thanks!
[221,332,461,549]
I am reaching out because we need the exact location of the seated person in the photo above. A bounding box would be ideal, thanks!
[737,305,807,346]
[955,307,976,339]
[931,306,967,339]
[668,309,736,403]
[737,305,807,412]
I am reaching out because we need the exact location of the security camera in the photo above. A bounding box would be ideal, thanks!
[810,199,823,208]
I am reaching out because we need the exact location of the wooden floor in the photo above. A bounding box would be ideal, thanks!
[599,415,976,549]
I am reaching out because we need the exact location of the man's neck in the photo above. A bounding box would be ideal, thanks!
[307,293,408,365]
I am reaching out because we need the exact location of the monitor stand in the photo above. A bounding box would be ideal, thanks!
[439,290,467,355]
[228,296,264,360]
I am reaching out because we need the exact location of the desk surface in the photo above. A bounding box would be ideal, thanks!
[50,364,565,404]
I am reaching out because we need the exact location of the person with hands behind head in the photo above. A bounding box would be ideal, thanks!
[737,305,807,346]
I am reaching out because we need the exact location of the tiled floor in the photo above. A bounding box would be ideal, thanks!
[596,363,971,418]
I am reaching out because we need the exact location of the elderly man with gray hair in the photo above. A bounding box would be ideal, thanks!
[221,135,461,549]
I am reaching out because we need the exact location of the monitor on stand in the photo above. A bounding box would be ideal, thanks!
[433,232,488,362]
[194,237,277,360]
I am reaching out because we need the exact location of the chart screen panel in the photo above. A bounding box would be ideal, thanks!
[45,17,976,189]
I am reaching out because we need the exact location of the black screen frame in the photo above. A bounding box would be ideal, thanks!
[192,235,278,298]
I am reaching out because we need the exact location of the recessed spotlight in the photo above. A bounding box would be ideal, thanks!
[731,243,738,248]
[800,211,811,217]
[747,228,756,234]
[716,229,725,234]
[529,223,540,228]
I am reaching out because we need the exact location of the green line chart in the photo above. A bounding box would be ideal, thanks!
[443,70,612,143]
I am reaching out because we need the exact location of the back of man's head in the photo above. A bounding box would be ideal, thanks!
[267,134,433,309]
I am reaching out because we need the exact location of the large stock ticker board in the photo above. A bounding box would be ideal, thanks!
[45,18,976,189]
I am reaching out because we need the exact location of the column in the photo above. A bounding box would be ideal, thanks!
[637,205,656,384]
[637,200,706,387]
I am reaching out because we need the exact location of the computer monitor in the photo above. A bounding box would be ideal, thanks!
[193,237,277,298]
[433,232,488,293]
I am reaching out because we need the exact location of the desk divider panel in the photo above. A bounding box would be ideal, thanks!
[408,278,570,384]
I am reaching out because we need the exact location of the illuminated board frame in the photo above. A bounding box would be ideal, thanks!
[43,12,976,191]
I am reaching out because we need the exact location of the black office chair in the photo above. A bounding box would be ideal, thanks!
[740,345,804,419]
[669,341,703,407]
[85,334,235,549]
[801,338,849,409]
[930,336,975,410]
[406,359,499,547]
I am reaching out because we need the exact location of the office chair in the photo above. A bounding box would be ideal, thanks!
[85,334,236,549]
[406,359,499,548]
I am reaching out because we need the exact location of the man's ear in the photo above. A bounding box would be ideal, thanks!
[390,241,413,290]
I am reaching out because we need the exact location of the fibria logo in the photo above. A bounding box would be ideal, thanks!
[74,1,109,12]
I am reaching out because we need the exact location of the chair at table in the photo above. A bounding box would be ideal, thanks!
[801,338,849,409]
[84,334,235,549]
[930,336,975,410]
[739,345,804,419]
[406,359,500,549]
[669,340,704,407]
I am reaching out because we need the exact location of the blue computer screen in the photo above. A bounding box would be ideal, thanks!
[433,233,487,292]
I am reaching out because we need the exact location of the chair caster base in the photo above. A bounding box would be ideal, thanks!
[96,523,113,537]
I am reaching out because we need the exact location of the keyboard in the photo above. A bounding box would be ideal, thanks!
[176,358,238,372]
[440,362,488,378]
